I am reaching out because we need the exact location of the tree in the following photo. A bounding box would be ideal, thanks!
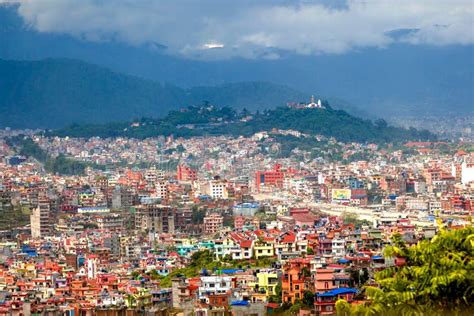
[337,226,474,315]
[341,212,371,229]
[335,299,352,316]
[374,118,388,129]
[191,205,206,224]
[349,267,369,288]
[269,280,282,304]
[302,290,315,306]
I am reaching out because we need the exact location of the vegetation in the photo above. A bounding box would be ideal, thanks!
[191,205,206,224]
[0,204,30,230]
[50,105,435,144]
[0,59,309,129]
[153,250,278,288]
[341,212,372,229]
[336,227,474,315]
[6,136,104,176]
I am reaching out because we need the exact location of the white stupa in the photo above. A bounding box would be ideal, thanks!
[307,95,323,108]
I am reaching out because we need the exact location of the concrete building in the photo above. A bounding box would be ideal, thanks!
[203,213,224,235]
[461,162,474,185]
[97,213,124,231]
[134,205,176,233]
[198,276,232,297]
[30,198,52,238]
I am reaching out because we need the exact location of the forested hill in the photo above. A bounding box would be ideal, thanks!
[0,58,309,129]
[48,105,436,144]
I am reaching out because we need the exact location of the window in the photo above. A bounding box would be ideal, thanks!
[325,282,329,289]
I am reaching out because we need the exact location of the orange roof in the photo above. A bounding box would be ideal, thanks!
[240,240,253,248]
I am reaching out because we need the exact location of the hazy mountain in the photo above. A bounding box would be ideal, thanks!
[0,58,310,128]
[1,5,472,117]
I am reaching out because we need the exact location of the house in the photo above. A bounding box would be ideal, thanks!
[315,288,358,315]
[254,238,274,259]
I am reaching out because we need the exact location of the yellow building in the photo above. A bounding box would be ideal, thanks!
[254,240,274,259]
[254,272,279,297]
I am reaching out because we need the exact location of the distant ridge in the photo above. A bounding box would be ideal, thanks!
[0,58,310,128]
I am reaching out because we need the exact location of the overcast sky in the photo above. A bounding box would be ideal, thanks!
[3,0,473,59]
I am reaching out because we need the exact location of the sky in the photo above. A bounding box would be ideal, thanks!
[2,0,473,60]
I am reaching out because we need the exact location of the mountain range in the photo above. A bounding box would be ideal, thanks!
[0,58,311,128]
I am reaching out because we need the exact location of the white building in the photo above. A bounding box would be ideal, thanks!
[198,276,232,297]
[331,238,346,258]
[86,256,99,279]
[155,181,169,200]
[461,162,474,185]
[209,180,228,199]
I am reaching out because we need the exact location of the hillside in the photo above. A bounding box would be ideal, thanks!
[49,105,436,144]
[0,58,187,128]
[0,58,310,128]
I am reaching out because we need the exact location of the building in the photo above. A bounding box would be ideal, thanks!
[177,164,197,182]
[30,198,52,238]
[253,272,279,296]
[198,276,232,297]
[134,205,176,233]
[96,213,124,231]
[203,213,224,235]
[155,181,169,200]
[315,288,358,315]
[233,203,260,217]
[255,164,285,191]
[282,259,312,303]
[201,179,229,199]
[461,162,474,185]
[111,185,136,209]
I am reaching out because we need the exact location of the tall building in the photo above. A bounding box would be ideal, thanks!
[155,181,169,200]
[30,198,52,238]
[255,164,285,191]
[203,213,223,235]
[111,185,136,209]
[200,179,229,199]
[177,164,197,182]
[461,161,474,185]
[134,204,176,233]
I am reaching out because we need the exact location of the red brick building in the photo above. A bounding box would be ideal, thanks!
[255,164,285,191]
[177,164,197,181]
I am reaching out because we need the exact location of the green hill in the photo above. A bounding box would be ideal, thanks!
[50,105,436,144]
[0,58,309,128]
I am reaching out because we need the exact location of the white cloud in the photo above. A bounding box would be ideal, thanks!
[3,0,473,59]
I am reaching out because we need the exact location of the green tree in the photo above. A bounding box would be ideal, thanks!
[337,226,474,315]
[302,290,315,306]
[191,205,206,224]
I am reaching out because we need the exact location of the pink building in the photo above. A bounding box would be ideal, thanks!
[203,213,223,235]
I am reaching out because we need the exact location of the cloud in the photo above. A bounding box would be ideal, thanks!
[3,0,473,59]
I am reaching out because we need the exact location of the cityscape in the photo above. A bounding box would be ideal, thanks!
[0,1,473,316]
